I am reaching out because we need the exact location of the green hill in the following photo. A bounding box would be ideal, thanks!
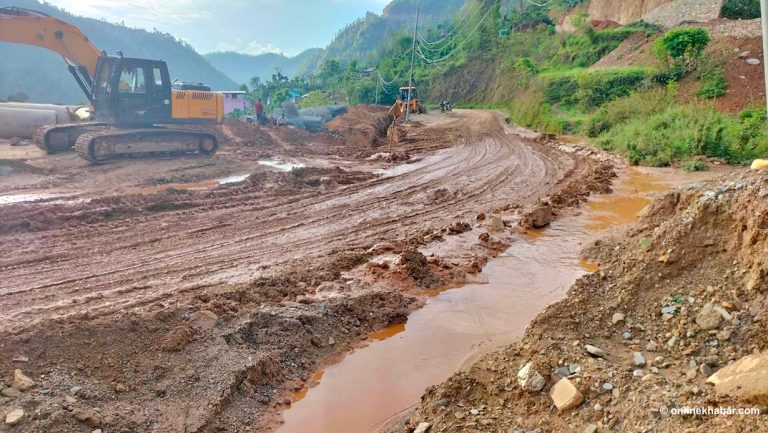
[0,0,238,104]
[205,48,323,86]
[308,0,466,72]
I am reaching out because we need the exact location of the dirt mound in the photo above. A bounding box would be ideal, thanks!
[405,171,768,433]
[398,248,443,289]
[222,119,276,147]
[326,104,390,148]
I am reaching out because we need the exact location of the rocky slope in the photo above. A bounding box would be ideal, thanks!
[401,169,768,432]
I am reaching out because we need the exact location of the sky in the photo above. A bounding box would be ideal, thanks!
[55,0,392,56]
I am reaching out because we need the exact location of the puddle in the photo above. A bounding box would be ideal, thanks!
[0,193,57,205]
[258,159,305,172]
[273,168,689,433]
[219,174,250,184]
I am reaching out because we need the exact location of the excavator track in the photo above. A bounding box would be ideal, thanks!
[74,127,218,163]
[33,122,109,154]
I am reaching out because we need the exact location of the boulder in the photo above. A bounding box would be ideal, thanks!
[585,344,607,358]
[414,422,431,433]
[707,351,768,404]
[189,310,218,330]
[5,408,23,425]
[696,303,722,330]
[11,370,35,391]
[550,378,584,411]
[520,204,552,229]
[517,362,546,392]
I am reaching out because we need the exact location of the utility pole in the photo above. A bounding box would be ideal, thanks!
[405,8,420,122]
[762,0,768,121]
[375,75,380,105]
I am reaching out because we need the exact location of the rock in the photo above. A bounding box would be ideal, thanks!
[414,422,432,433]
[520,204,552,229]
[633,352,646,367]
[11,356,28,363]
[739,51,751,58]
[478,232,490,242]
[64,395,77,404]
[469,408,480,415]
[189,310,218,330]
[8,137,22,146]
[707,351,768,403]
[70,386,83,396]
[11,370,35,391]
[686,368,698,380]
[623,332,632,340]
[696,304,723,330]
[569,363,581,375]
[661,305,677,315]
[611,312,625,325]
[72,408,102,427]
[747,58,761,65]
[92,430,103,433]
[517,362,546,392]
[667,336,678,347]
[489,216,505,232]
[700,364,713,377]
[585,344,607,358]
[1,388,21,398]
[585,424,598,433]
[602,382,614,391]
[646,340,658,351]
[632,369,645,378]
[5,408,23,425]
[550,378,584,411]
[554,366,571,379]
[114,383,127,393]
[717,330,732,341]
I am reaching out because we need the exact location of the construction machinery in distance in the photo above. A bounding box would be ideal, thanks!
[0,6,223,163]
[388,86,426,120]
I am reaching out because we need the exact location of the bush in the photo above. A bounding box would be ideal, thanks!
[697,69,726,99]
[585,90,671,137]
[683,160,709,172]
[721,0,760,19]
[652,27,710,62]
[539,67,652,109]
[593,104,768,165]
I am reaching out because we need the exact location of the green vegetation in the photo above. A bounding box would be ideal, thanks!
[683,160,709,172]
[721,0,761,19]
[697,69,726,99]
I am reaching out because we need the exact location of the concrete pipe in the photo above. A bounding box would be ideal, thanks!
[0,103,72,123]
[0,107,58,139]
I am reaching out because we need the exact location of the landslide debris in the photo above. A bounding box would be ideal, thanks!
[404,170,768,433]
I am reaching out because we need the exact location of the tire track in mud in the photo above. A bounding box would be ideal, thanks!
[0,111,586,334]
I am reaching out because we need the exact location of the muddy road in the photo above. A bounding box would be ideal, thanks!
[1,110,582,335]
[0,108,613,433]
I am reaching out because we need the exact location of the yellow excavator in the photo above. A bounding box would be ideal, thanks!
[0,6,223,163]
[388,86,426,119]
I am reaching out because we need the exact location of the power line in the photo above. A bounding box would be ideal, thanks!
[417,0,493,53]
[414,4,496,65]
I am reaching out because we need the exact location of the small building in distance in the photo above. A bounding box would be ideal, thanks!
[218,91,247,115]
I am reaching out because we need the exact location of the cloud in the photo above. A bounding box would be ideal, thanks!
[213,39,285,56]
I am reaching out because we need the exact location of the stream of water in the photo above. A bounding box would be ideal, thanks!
[274,168,675,433]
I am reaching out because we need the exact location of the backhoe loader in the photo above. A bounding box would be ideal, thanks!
[0,6,222,163]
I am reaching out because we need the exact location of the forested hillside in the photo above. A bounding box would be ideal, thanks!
[308,0,465,72]
[0,0,237,104]
[205,49,323,85]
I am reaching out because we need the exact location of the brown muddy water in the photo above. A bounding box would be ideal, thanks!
[274,167,703,433]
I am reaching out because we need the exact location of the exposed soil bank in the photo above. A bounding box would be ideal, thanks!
[401,169,768,433]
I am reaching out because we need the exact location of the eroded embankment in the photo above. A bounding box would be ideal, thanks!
[405,170,768,433]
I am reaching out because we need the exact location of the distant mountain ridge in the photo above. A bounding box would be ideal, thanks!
[0,0,238,104]
[204,48,323,86]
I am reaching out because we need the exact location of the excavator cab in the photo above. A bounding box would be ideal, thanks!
[396,86,426,115]
[92,56,173,127]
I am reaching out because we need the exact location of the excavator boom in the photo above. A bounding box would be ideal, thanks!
[0,7,101,101]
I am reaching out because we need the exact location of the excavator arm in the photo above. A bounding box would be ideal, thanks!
[0,6,102,102]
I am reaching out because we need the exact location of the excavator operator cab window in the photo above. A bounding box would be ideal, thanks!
[119,66,146,94]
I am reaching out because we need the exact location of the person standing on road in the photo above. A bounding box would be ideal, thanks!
[254,99,265,124]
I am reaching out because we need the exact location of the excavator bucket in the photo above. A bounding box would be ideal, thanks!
[388,101,403,120]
